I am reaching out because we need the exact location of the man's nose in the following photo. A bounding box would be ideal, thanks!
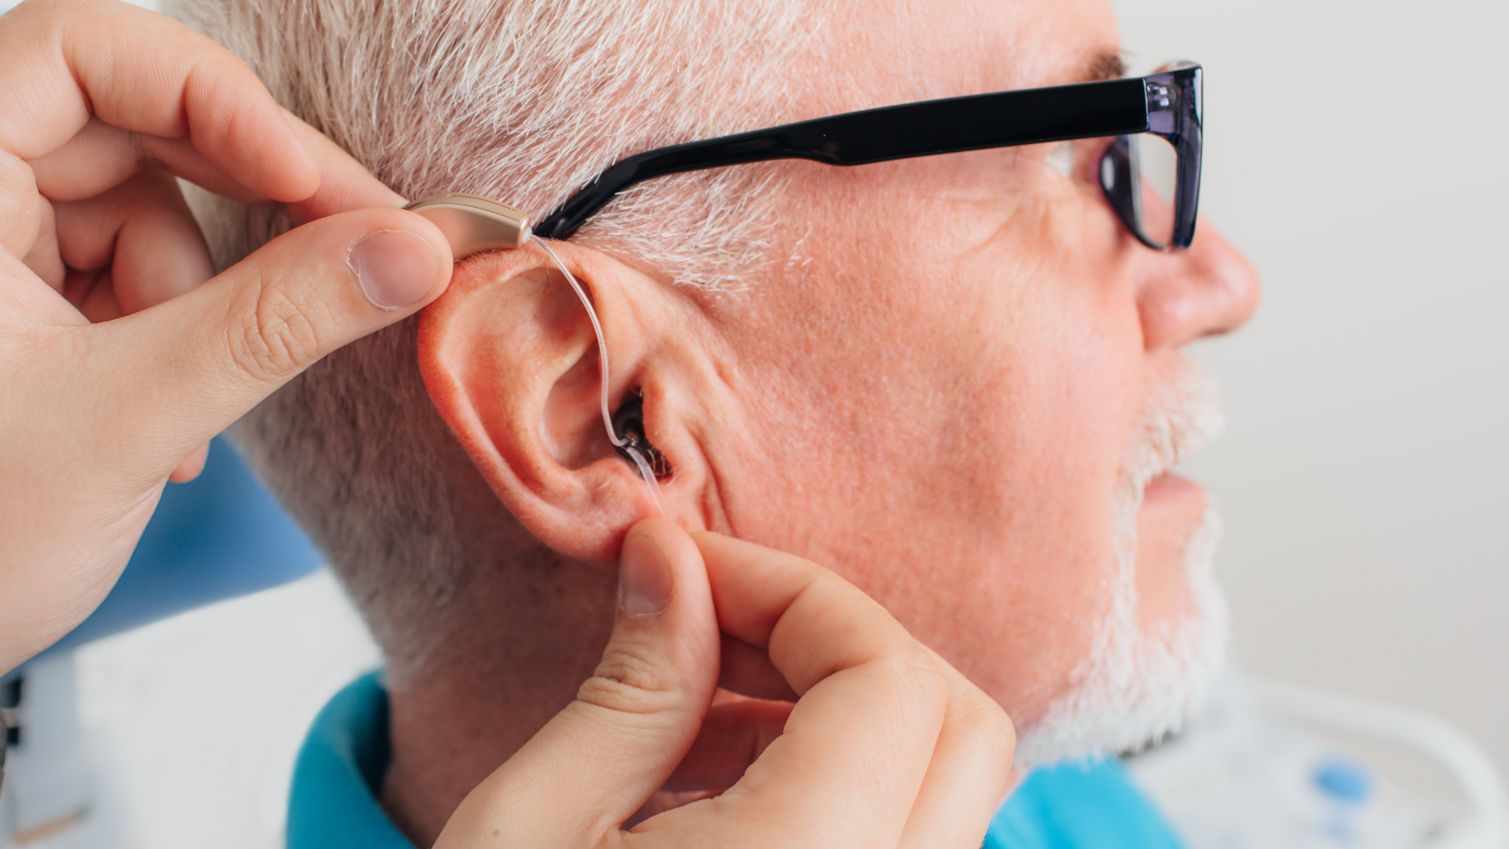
[1134,221,1262,350]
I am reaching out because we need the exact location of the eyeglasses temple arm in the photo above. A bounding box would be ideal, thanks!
[535,77,1151,239]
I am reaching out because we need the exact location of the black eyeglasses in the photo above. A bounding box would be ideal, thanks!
[534,61,1203,251]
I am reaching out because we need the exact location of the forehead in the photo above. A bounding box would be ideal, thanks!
[813,0,1121,109]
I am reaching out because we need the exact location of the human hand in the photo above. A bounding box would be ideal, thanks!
[0,0,454,674]
[435,518,1019,849]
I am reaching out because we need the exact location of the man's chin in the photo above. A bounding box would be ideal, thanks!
[1012,508,1229,768]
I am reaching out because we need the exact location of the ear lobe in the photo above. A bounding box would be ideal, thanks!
[416,243,652,566]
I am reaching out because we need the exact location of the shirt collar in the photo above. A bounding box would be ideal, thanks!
[288,672,1181,849]
[287,671,414,849]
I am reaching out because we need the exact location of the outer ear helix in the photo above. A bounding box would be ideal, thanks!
[409,192,668,516]
[531,237,667,517]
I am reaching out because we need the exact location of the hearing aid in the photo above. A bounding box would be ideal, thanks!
[404,193,532,259]
[611,388,672,478]
[405,192,670,516]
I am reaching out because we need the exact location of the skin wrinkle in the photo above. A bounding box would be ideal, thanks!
[669,354,745,536]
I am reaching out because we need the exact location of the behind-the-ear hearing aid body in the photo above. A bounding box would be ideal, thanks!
[405,193,533,258]
[405,193,668,517]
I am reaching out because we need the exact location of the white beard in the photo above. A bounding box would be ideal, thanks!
[1013,363,1231,767]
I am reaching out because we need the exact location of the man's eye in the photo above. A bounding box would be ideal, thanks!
[1045,141,1077,177]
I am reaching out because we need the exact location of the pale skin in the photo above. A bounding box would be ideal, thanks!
[0,1,1021,847]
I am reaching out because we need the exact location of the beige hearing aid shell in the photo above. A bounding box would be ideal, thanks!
[404,193,532,258]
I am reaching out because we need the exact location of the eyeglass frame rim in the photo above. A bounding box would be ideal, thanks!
[532,61,1203,250]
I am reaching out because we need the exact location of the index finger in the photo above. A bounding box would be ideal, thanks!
[647,531,949,845]
[27,107,401,215]
[690,530,924,694]
[278,109,407,222]
[0,0,318,203]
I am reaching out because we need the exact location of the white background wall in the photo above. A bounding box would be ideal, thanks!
[2,0,1505,848]
[1111,0,1509,774]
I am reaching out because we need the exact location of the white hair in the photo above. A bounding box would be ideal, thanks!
[167,0,819,668]
[1014,362,1232,766]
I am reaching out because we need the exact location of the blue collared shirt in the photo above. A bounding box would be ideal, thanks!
[288,673,1185,849]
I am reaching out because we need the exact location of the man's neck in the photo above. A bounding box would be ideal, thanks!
[378,562,618,846]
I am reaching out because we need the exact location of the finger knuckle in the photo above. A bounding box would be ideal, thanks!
[957,696,1017,765]
[575,639,680,717]
[0,158,40,254]
[227,281,325,383]
[873,643,947,704]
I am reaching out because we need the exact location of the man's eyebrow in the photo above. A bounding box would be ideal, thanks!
[1085,50,1129,83]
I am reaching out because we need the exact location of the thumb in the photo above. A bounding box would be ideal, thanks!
[101,208,453,472]
[435,518,722,848]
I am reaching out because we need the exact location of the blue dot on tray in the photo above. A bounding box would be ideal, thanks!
[1313,758,1374,804]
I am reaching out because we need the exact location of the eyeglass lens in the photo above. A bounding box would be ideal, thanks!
[1100,133,1180,249]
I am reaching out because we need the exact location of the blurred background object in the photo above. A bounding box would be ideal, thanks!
[1112,0,1509,781]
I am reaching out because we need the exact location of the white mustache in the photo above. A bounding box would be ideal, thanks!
[1016,361,1231,768]
[1121,360,1226,496]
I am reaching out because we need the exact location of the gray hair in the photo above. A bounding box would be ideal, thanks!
[167,0,819,668]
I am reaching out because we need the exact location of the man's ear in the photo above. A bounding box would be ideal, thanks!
[417,241,680,566]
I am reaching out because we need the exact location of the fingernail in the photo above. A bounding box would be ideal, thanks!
[347,229,441,310]
[619,533,673,617]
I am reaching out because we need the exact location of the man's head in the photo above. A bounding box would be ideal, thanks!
[177,0,1259,766]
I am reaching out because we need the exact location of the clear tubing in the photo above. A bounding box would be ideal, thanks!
[531,236,667,518]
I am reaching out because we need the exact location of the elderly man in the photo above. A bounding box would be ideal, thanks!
[168,0,1260,845]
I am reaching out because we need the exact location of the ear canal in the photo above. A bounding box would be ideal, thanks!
[611,388,672,478]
